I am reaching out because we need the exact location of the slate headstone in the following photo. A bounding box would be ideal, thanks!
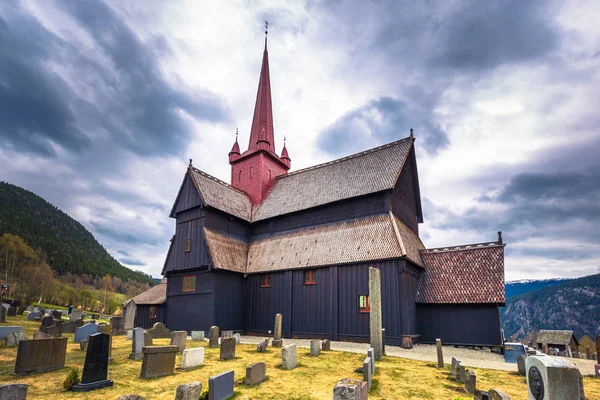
[181,347,205,370]
[175,381,202,400]
[7,307,17,317]
[458,363,466,383]
[140,345,178,378]
[109,316,123,333]
[450,357,458,380]
[14,337,67,375]
[0,306,5,322]
[465,369,476,394]
[208,370,234,400]
[246,362,266,386]
[72,333,113,392]
[208,326,219,348]
[0,384,28,400]
[436,338,444,368]
[129,327,144,360]
[525,355,584,400]
[5,330,27,347]
[74,322,98,343]
[27,311,42,321]
[147,322,170,339]
[333,378,363,400]
[282,343,298,370]
[369,267,383,360]
[41,324,62,337]
[51,310,62,320]
[272,313,283,348]
[363,357,372,390]
[191,331,204,341]
[322,339,331,351]
[517,354,527,376]
[170,330,187,352]
[220,337,236,360]
[310,339,321,356]
[257,338,269,352]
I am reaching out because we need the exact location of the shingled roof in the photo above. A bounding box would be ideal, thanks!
[189,168,252,221]
[129,278,167,305]
[537,330,579,346]
[415,242,505,304]
[252,137,414,221]
[203,213,424,274]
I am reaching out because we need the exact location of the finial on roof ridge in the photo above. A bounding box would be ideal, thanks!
[265,20,268,50]
[498,231,503,245]
[189,158,193,167]
[410,128,413,138]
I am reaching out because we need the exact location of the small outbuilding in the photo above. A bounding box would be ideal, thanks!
[536,330,579,352]
[122,278,167,330]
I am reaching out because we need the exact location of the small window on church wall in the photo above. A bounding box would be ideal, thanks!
[184,239,191,253]
[260,274,270,288]
[149,306,157,318]
[182,276,196,292]
[359,295,369,313]
[303,270,316,285]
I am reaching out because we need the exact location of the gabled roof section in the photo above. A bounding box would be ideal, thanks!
[537,330,578,346]
[204,228,248,273]
[130,279,167,305]
[188,167,252,221]
[416,241,505,304]
[253,137,414,221]
[390,212,425,267]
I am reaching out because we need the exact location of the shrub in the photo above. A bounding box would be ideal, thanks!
[63,367,80,391]
[199,384,209,400]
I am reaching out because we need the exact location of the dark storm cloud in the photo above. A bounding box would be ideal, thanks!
[0,0,229,158]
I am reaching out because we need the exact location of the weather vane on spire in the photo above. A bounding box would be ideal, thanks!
[265,20,268,36]
[236,128,238,140]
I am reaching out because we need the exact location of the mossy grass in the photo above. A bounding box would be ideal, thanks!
[1,314,599,399]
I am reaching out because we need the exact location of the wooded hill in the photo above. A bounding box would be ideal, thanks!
[501,273,600,340]
[0,182,153,284]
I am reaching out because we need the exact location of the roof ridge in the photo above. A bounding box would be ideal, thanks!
[421,241,503,254]
[189,166,251,197]
[277,136,412,179]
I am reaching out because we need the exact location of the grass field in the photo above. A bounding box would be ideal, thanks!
[1,315,599,399]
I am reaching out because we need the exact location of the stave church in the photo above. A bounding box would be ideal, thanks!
[156,33,506,348]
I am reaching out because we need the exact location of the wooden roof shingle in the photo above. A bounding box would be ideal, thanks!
[129,279,167,305]
[537,330,578,346]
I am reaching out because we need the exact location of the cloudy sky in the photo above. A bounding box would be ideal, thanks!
[1,0,599,281]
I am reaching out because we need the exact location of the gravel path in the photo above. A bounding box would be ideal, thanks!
[240,336,598,375]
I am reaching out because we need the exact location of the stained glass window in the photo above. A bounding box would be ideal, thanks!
[304,270,316,285]
[182,276,196,292]
[149,306,157,318]
[261,274,270,288]
[184,239,191,253]
[359,295,370,312]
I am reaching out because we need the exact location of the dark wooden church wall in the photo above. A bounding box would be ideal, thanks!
[134,304,166,330]
[172,173,203,215]
[416,303,502,346]
[244,271,292,335]
[204,208,250,239]
[214,270,244,332]
[251,192,389,238]
[166,270,215,333]
[390,149,419,235]
[291,268,331,337]
[400,261,421,337]
[163,216,212,273]
[176,207,205,224]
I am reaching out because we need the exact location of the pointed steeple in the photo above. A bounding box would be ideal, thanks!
[228,128,241,162]
[281,135,290,167]
[248,22,274,152]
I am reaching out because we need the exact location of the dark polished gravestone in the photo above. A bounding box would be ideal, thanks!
[220,337,236,360]
[40,316,54,328]
[41,324,62,338]
[140,345,179,378]
[14,337,68,375]
[208,370,234,400]
[0,306,6,322]
[26,311,42,321]
[0,384,28,400]
[62,319,84,334]
[7,307,17,317]
[72,333,113,392]
[51,310,62,320]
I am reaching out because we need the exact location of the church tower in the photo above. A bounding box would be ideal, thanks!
[229,24,290,205]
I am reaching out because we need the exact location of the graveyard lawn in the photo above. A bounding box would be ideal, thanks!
[1,316,600,399]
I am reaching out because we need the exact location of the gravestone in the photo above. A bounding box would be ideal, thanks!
[41,324,62,337]
[144,332,153,346]
[72,333,113,392]
[27,311,42,321]
[74,322,98,343]
[586,346,592,360]
[33,331,53,340]
[7,307,17,317]
[127,330,133,340]
[208,370,234,400]
[14,337,67,375]
[52,310,62,320]
[220,337,236,360]
[566,343,573,358]
[272,313,283,348]
[282,343,298,370]
[208,326,219,348]
[465,369,476,394]
[98,323,112,335]
[322,339,331,351]
[117,395,147,400]
[581,354,587,360]
[257,338,269,352]
[369,267,383,360]
[525,355,583,400]
[109,316,123,332]
[5,330,27,347]
[595,364,600,378]
[191,331,204,341]
[488,388,511,400]
[367,348,375,373]
[176,381,202,400]
[61,320,82,334]
[0,384,28,400]
[0,306,5,322]
[170,330,187,352]
[0,326,24,339]
[140,345,179,378]
[246,362,266,386]
[517,354,527,376]
[542,343,548,354]
[310,339,321,356]
[450,357,458,380]
[181,347,205,370]
[80,339,89,352]
[363,357,372,390]
[573,351,580,359]
[222,330,233,339]
[70,309,83,321]
[436,338,444,368]
[147,322,170,339]
[129,327,144,360]
[333,378,363,400]
[233,333,241,344]
[458,363,466,383]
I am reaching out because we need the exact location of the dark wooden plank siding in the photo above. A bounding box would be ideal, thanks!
[214,270,244,331]
[166,270,214,333]
[291,268,330,336]
[172,173,203,215]
[416,303,502,346]
[390,148,419,234]
[205,209,250,238]
[163,217,212,273]
[244,271,291,334]
[134,304,166,330]
[176,207,205,224]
